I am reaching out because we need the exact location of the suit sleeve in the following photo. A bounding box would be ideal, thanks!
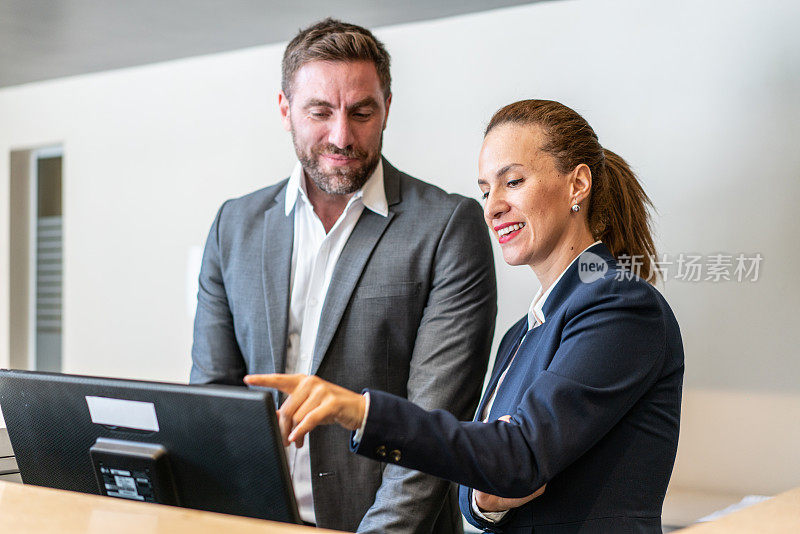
[189,201,248,385]
[356,198,498,533]
[354,280,666,523]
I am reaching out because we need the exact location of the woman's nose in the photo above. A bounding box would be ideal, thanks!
[484,190,509,221]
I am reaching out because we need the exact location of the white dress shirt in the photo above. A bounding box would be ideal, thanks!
[471,240,602,523]
[284,160,388,524]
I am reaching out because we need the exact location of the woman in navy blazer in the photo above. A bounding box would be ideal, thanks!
[247,99,684,533]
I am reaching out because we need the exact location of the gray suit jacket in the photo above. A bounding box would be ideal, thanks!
[190,158,497,533]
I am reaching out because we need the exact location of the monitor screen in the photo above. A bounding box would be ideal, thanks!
[0,369,300,524]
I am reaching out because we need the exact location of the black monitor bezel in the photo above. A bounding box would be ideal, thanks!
[0,369,301,524]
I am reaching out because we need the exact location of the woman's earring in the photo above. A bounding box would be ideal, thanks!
[571,204,581,213]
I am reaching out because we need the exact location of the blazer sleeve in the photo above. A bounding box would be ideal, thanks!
[189,201,248,385]
[353,279,667,501]
[356,197,498,533]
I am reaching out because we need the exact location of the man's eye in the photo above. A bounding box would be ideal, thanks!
[310,111,329,119]
[352,112,372,120]
[481,191,490,200]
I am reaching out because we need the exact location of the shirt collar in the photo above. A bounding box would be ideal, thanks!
[284,159,388,217]
[527,240,603,329]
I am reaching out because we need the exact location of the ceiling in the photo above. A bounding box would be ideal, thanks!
[0,0,539,88]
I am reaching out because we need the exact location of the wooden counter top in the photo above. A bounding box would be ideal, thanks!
[0,481,340,533]
[3,477,797,533]
[679,486,800,533]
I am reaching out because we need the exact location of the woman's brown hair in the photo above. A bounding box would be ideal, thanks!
[485,99,659,284]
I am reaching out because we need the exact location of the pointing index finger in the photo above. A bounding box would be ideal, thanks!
[244,373,304,394]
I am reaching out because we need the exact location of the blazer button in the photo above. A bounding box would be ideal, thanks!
[375,445,387,459]
[389,449,401,462]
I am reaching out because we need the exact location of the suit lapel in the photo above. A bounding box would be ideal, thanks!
[308,158,400,376]
[261,186,293,375]
[309,208,394,376]
[475,321,527,421]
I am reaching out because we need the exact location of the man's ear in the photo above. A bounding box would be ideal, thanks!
[382,93,392,131]
[278,91,292,132]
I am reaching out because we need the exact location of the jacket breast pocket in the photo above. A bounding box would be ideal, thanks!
[354,282,421,300]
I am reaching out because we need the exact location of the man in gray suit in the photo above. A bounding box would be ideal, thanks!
[190,18,496,533]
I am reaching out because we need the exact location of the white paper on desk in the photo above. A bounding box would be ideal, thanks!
[85,396,159,432]
[697,495,772,522]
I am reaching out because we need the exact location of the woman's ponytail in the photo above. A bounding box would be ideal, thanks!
[592,148,658,283]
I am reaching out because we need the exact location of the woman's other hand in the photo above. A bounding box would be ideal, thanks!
[473,415,546,512]
[473,485,546,512]
[244,373,366,447]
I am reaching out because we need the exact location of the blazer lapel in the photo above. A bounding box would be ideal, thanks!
[309,208,394,376]
[474,321,527,421]
[309,158,399,376]
[261,187,293,375]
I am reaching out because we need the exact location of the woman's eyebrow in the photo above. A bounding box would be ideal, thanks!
[496,163,523,177]
[478,163,524,186]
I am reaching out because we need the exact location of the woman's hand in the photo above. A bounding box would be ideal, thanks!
[244,373,366,447]
[473,485,546,513]
[473,415,546,513]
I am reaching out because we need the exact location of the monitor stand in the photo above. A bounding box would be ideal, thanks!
[89,438,179,505]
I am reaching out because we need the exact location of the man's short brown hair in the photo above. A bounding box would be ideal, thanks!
[282,18,391,100]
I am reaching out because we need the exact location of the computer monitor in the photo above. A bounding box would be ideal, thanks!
[0,369,300,524]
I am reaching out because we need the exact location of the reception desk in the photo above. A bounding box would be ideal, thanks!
[1,480,799,533]
[677,486,800,533]
[2,480,799,534]
[0,480,339,533]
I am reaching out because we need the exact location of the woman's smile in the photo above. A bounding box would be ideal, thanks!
[494,222,527,243]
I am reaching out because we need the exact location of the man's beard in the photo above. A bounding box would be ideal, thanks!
[294,136,382,196]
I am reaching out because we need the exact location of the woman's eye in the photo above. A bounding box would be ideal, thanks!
[507,178,523,187]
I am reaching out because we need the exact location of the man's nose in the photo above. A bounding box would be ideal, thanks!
[328,115,355,149]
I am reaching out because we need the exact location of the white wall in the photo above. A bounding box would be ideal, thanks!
[2,0,799,495]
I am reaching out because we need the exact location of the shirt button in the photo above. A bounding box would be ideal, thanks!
[389,449,402,462]
[375,445,387,459]
[309,297,318,307]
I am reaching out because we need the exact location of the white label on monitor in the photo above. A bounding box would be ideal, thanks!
[85,396,160,432]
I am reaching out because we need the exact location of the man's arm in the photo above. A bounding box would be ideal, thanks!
[190,201,248,385]
[357,197,497,533]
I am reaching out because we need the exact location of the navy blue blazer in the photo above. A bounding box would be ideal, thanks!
[354,243,684,533]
